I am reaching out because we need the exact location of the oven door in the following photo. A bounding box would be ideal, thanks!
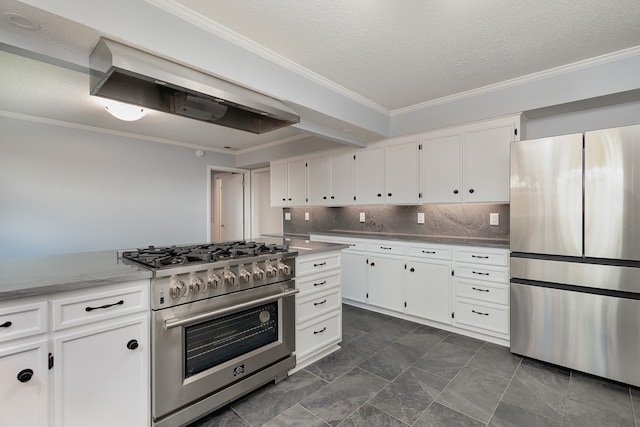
[151,281,297,421]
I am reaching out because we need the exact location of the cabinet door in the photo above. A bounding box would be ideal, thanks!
[366,255,404,312]
[270,162,288,207]
[0,339,49,427]
[287,159,307,206]
[422,134,463,203]
[405,259,452,324]
[341,252,367,303]
[54,316,149,427]
[385,140,419,204]
[355,147,384,205]
[307,157,329,205]
[464,124,514,203]
[329,152,354,205]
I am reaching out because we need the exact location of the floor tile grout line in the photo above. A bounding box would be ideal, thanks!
[484,356,523,426]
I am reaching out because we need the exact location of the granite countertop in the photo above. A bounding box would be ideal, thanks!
[0,251,152,301]
[309,230,510,249]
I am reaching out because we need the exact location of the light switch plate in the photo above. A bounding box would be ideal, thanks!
[304,212,310,221]
[417,212,425,224]
[490,212,499,225]
[359,212,365,222]
[284,212,291,221]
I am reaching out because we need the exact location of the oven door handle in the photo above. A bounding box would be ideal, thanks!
[164,288,300,330]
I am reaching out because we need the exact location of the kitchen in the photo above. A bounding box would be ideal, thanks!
[1,0,640,426]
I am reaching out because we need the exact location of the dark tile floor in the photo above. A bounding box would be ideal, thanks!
[190,304,640,427]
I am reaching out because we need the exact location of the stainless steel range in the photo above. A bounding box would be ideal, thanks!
[119,241,298,427]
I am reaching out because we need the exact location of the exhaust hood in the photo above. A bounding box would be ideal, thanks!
[89,38,299,133]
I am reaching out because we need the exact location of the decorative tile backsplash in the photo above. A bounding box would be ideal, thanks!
[282,204,509,240]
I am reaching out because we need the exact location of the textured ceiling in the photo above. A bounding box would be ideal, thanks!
[174,0,640,110]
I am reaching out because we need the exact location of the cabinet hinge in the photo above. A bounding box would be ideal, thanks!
[418,144,422,150]
[353,154,356,160]
[404,264,407,269]
[514,128,518,136]
[305,162,308,167]
[404,302,407,308]
[306,198,308,202]
[418,192,422,198]
[366,259,368,264]
[451,270,454,276]
[353,196,356,201]
[48,353,54,370]
[451,312,455,319]
[366,293,369,298]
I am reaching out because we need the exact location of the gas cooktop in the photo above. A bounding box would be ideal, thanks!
[120,241,290,270]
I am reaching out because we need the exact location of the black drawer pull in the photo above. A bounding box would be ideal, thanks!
[370,262,375,267]
[313,262,327,267]
[314,280,327,287]
[472,310,489,316]
[85,300,124,312]
[1,321,12,328]
[17,368,34,383]
[380,246,392,250]
[469,188,475,194]
[410,268,415,272]
[421,250,436,254]
[313,327,327,334]
[471,255,489,259]
[472,287,490,292]
[387,193,392,197]
[472,271,490,276]
[453,189,459,194]
[314,299,327,306]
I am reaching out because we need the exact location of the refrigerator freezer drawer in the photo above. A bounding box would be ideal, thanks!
[510,283,640,387]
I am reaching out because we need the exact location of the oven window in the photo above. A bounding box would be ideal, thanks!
[184,301,278,378]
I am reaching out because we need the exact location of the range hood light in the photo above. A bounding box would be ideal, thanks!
[105,101,146,121]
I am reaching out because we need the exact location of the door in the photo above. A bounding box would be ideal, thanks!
[366,255,404,312]
[585,124,640,261]
[385,140,419,204]
[405,259,451,324]
[341,252,367,303]
[270,162,288,207]
[329,152,354,205]
[422,134,463,203]
[217,173,244,242]
[307,157,328,205]
[510,134,583,256]
[355,147,384,205]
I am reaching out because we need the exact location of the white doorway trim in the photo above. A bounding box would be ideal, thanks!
[206,165,251,243]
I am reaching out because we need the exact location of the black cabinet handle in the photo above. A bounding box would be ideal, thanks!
[380,246,392,250]
[288,198,292,201]
[469,189,475,194]
[313,262,327,267]
[1,321,12,328]
[410,267,415,272]
[387,193,392,197]
[85,300,124,312]
[377,193,382,197]
[472,310,489,316]
[422,250,436,254]
[472,287,490,292]
[17,369,33,383]
[370,262,375,267]
[471,255,489,259]
[314,299,327,306]
[331,196,335,199]
[323,196,327,199]
[472,271,490,276]
[313,281,327,287]
[453,189,459,194]
[127,339,139,350]
[282,198,286,201]
[313,327,327,335]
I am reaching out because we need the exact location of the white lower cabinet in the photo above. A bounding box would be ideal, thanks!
[292,251,343,372]
[405,258,452,325]
[0,280,150,427]
[366,255,404,312]
[341,251,367,303]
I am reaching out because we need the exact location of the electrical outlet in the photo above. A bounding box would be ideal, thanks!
[417,212,425,224]
[304,212,310,221]
[284,212,291,221]
[490,212,499,226]
[359,212,365,222]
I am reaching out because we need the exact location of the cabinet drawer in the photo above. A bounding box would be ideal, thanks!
[455,249,508,266]
[0,301,47,342]
[296,272,340,295]
[454,299,509,335]
[296,253,341,276]
[52,282,148,331]
[406,245,451,260]
[455,280,509,305]
[367,242,405,256]
[296,311,341,359]
[344,240,368,252]
[455,265,508,283]
[297,288,341,324]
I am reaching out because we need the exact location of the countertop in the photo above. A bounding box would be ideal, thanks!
[307,230,510,249]
[0,251,152,301]
[260,235,350,255]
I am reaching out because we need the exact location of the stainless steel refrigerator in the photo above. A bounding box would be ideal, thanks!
[510,124,640,387]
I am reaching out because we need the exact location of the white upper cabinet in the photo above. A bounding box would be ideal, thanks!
[270,159,307,207]
[329,152,355,205]
[355,147,385,205]
[422,134,463,203]
[307,156,329,205]
[385,139,420,204]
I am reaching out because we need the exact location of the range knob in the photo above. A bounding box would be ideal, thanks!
[225,271,238,286]
[253,267,265,280]
[265,265,277,278]
[190,276,205,293]
[169,280,187,298]
[208,274,221,288]
[238,268,251,283]
[278,262,291,276]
